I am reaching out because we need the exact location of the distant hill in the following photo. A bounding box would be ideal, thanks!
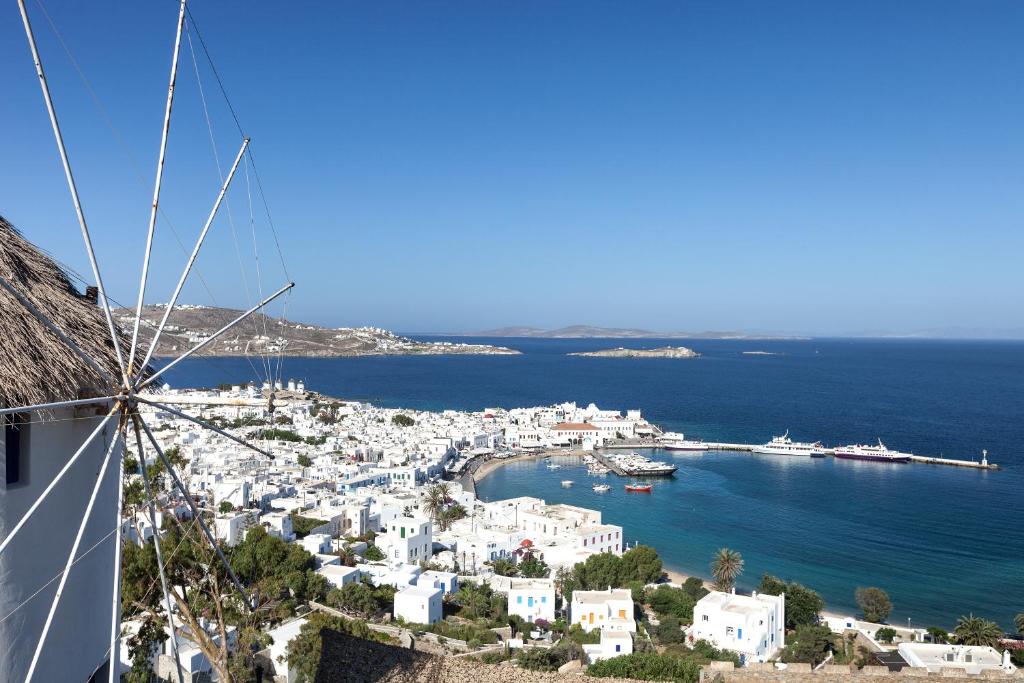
[474,324,804,340]
[115,305,520,358]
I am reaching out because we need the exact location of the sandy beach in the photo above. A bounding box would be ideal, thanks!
[471,449,580,482]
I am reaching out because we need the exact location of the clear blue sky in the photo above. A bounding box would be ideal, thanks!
[2,1,1022,336]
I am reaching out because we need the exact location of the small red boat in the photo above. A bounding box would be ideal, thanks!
[624,484,653,493]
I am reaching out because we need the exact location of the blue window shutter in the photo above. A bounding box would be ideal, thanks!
[616,644,621,652]
[517,596,522,604]
[738,628,743,640]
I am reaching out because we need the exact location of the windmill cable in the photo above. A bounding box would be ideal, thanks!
[0,408,119,558]
[131,415,186,683]
[185,21,271,387]
[107,428,126,683]
[127,0,188,377]
[17,0,129,386]
[137,417,254,610]
[30,0,223,312]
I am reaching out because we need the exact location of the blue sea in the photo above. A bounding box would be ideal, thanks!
[157,337,1024,630]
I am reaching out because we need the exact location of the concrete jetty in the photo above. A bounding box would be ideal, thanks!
[696,443,1000,470]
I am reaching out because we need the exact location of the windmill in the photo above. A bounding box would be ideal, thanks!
[1,1,293,680]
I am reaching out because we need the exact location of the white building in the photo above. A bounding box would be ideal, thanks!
[300,533,333,555]
[393,584,443,625]
[419,569,458,595]
[214,511,259,547]
[377,516,432,565]
[508,578,556,624]
[317,564,362,589]
[689,590,785,664]
[571,588,636,634]
[898,643,1017,675]
[585,629,634,663]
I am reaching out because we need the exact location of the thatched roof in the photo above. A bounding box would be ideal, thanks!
[0,215,135,408]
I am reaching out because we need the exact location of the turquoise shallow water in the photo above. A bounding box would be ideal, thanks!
[476,450,1020,630]
[160,337,1024,630]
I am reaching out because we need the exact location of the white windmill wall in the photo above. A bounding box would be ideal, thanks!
[0,405,122,681]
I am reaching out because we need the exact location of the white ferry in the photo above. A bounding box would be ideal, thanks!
[834,439,911,464]
[751,430,822,457]
[592,483,611,493]
[659,432,708,452]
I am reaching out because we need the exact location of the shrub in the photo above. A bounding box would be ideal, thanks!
[586,652,701,682]
[655,615,686,644]
[876,627,897,643]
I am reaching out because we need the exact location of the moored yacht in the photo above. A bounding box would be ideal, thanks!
[752,430,822,457]
[834,439,911,463]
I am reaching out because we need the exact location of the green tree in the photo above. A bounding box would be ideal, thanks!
[218,500,235,514]
[491,558,517,576]
[574,552,625,590]
[422,482,452,525]
[620,545,664,584]
[759,574,824,628]
[655,615,687,644]
[855,587,892,623]
[297,453,312,467]
[457,584,488,619]
[391,414,415,427]
[926,626,950,644]
[327,581,378,618]
[586,652,701,682]
[710,548,743,591]
[781,625,835,666]
[681,577,709,602]
[953,614,1003,647]
[876,627,897,643]
[363,544,385,562]
[555,566,579,603]
[518,555,550,578]
[646,585,696,622]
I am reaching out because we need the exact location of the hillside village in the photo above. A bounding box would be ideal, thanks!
[115,305,520,358]
[121,385,1022,682]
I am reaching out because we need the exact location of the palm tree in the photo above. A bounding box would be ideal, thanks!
[953,614,1003,647]
[422,483,448,524]
[1015,613,1024,635]
[710,548,744,591]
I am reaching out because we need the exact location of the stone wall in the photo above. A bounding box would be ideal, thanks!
[699,661,1022,683]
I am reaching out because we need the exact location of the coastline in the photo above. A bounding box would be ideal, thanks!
[471,449,578,482]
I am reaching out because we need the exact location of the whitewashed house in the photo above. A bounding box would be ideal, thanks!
[393,584,443,625]
[585,630,634,663]
[571,588,636,633]
[377,516,432,565]
[508,578,556,624]
[688,590,785,663]
[898,643,1017,675]
[419,569,458,595]
[317,564,361,589]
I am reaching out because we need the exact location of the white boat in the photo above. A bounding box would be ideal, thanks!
[834,439,911,463]
[546,463,561,469]
[588,464,610,475]
[751,430,821,457]
[592,484,611,492]
[659,432,708,452]
[561,480,574,487]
